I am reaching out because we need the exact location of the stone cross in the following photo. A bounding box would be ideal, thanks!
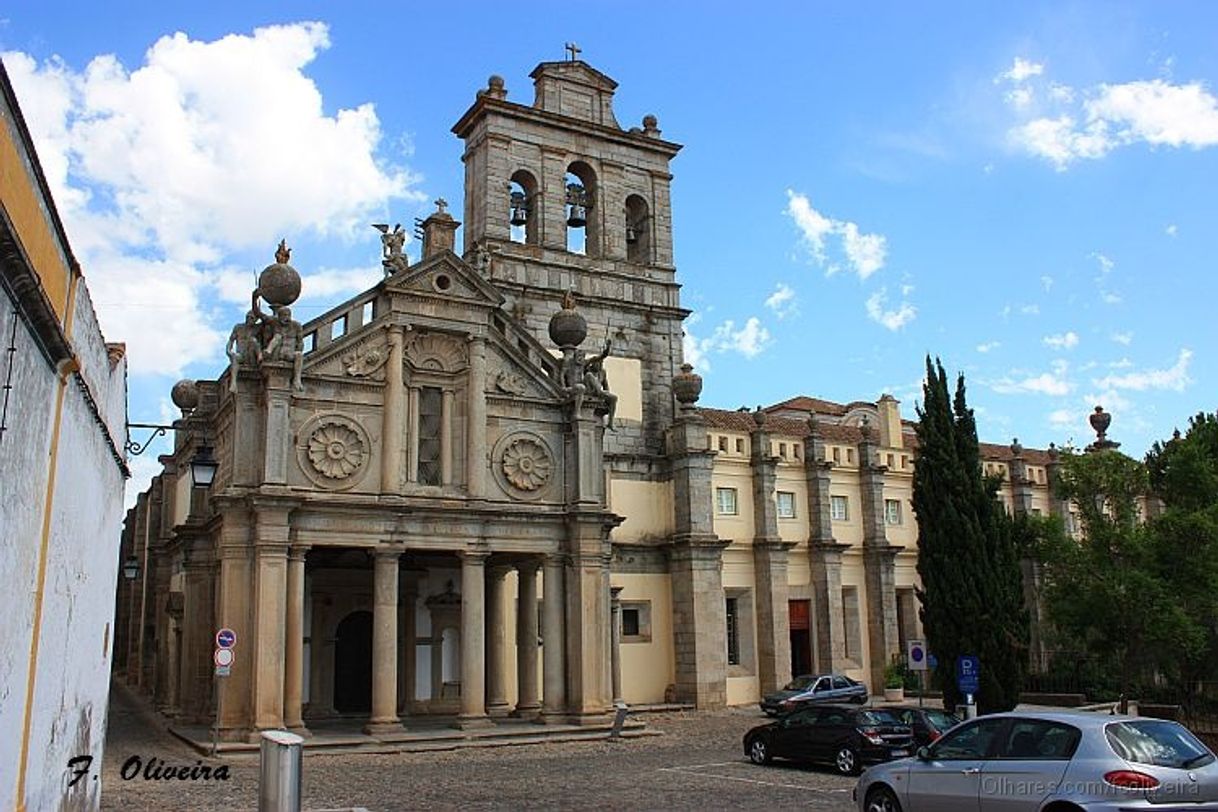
[435,198,448,214]
[565,42,581,61]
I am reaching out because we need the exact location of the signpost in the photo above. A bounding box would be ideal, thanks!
[213,628,237,756]
[957,655,980,719]
[907,640,927,707]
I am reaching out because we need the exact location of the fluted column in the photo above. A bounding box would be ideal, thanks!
[456,551,492,728]
[441,389,454,485]
[284,545,310,734]
[365,549,403,734]
[381,325,405,492]
[514,560,541,717]
[486,564,511,716]
[467,336,486,496]
[540,553,566,721]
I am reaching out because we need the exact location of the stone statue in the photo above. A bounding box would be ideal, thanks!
[374,223,408,277]
[225,311,263,393]
[255,299,305,393]
[558,338,616,429]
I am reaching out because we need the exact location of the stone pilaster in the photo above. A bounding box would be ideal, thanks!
[284,545,310,735]
[804,416,849,673]
[609,585,624,706]
[366,548,403,734]
[260,363,294,484]
[248,501,292,740]
[669,412,716,538]
[485,564,512,717]
[563,517,614,721]
[456,550,492,729]
[381,325,405,492]
[540,553,566,722]
[466,336,487,496]
[858,424,900,691]
[749,410,793,694]
[177,526,215,724]
[669,535,731,708]
[514,560,541,717]
[213,498,253,741]
[1008,439,1034,517]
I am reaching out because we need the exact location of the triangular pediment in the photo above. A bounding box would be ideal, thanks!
[384,251,505,307]
[529,61,618,91]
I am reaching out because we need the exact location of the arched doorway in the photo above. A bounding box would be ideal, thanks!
[334,610,373,713]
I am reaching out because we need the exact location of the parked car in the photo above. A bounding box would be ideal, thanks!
[876,705,961,747]
[760,673,868,715]
[855,710,1218,812]
[744,704,914,775]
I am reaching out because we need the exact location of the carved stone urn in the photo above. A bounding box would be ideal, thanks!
[672,363,702,409]
[548,289,587,348]
[1089,405,1111,441]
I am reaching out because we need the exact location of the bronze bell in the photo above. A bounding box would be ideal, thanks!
[566,204,587,228]
[625,223,638,244]
[509,191,528,226]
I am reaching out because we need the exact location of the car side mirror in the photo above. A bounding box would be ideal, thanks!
[916,746,930,761]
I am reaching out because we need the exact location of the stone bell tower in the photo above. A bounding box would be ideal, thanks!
[451,51,688,460]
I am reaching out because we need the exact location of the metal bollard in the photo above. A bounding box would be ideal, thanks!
[259,730,304,812]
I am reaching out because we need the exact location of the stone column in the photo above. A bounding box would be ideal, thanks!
[514,560,541,717]
[456,551,492,728]
[610,586,624,706]
[467,337,486,496]
[540,553,566,721]
[213,499,253,741]
[178,531,215,724]
[366,549,403,734]
[485,564,512,717]
[398,575,417,717]
[249,535,289,739]
[669,537,730,708]
[749,411,794,695]
[283,545,309,735]
[858,424,901,692]
[381,325,405,492]
[441,389,454,486]
[407,386,420,483]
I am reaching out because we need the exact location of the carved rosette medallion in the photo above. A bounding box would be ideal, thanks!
[298,414,371,489]
[491,431,555,500]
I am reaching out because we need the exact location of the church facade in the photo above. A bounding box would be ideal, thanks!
[114,56,1057,740]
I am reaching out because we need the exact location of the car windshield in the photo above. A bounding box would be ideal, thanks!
[857,710,903,726]
[1106,720,1216,769]
[925,710,961,731]
[783,676,817,691]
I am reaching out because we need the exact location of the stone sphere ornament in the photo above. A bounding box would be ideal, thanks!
[548,289,587,348]
[257,239,302,306]
[170,379,199,413]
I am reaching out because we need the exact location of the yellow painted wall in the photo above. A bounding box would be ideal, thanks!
[615,574,675,704]
[609,479,672,543]
[0,114,72,321]
[727,675,759,706]
[603,356,642,422]
[712,460,753,544]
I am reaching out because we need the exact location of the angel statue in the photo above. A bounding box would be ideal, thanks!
[373,222,408,277]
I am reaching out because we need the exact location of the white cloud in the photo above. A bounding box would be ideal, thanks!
[993,360,1072,397]
[1020,304,1040,316]
[4,23,422,376]
[1093,348,1193,392]
[1093,252,1115,274]
[764,283,798,319]
[1049,83,1075,104]
[682,314,712,372]
[1040,275,1054,292]
[1166,223,1178,237]
[712,317,772,358]
[864,288,916,331]
[976,341,1001,353]
[1108,358,1134,369]
[1009,78,1218,169]
[998,57,1045,84]
[1048,408,1079,428]
[1110,331,1133,346]
[1100,291,1123,305]
[1042,331,1079,350]
[785,190,887,280]
[1005,87,1034,109]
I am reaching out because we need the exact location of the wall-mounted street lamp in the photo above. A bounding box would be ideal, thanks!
[122,554,139,581]
[124,422,170,457]
[189,445,219,489]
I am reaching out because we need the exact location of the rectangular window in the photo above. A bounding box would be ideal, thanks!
[620,601,651,642]
[779,442,787,459]
[735,437,744,454]
[832,446,841,464]
[726,597,740,665]
[793,444,801,460]
[332,314,347,339]
[361,300,374,326]
[901,454,909,469]
[716,487,738,516]
[885,498,902,526]
[846,448,855,464]
[718,436,728,452]
[831,495,849,521]
[887,453,895,468]
[622,608,640,637]
[417,386,443,486]
[302,332,316,354]
[777,491,796,519]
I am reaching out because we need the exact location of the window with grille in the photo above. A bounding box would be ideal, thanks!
[418,386,443,485]
[726,597,740,665]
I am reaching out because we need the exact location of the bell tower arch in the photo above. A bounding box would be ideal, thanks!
[452,55,688,458]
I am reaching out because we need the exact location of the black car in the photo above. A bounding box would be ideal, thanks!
[759,673,868,716]
[876,705,961,747]
[743,703,914,775]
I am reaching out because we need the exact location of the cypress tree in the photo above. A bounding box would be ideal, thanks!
[913,357,1029,712]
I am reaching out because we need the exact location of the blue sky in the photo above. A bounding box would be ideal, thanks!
[3,2,1215,495]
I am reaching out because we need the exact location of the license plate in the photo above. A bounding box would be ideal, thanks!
[890,749,909,758]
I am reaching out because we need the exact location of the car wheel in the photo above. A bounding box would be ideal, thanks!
[865,786,903,812]
[748,737,772,765]
[834,745,859,775]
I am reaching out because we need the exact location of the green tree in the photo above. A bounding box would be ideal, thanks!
[913,357,1029,712]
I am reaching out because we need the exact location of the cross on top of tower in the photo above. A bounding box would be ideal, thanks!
[564,42,581,61]
[435,198,448,214]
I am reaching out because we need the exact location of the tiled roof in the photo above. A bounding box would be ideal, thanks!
[764,396,849,416]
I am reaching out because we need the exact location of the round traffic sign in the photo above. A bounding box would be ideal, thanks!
[911,645,924,663]
[216,628,237,649]
[214,648,234,667]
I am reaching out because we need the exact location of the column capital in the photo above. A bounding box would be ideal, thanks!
[388,323,405,337]
[516,557,542,576]
[287,545,310,563]
[542,552,567,568]
[460,549,491,564]
[487,562,513,579]
[374,546,404,562]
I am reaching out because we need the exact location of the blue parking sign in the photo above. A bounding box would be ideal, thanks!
[956,655,980,695]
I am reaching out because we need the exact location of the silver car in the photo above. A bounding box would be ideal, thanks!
[855,710,1218,811]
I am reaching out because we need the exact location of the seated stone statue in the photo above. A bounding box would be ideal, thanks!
[582,339,617,430]
[225,311,263,393]
[257,302,305,393]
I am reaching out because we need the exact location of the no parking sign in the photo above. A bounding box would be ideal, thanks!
[907,640,928,671]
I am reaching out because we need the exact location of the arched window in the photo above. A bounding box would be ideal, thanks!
[565,161,598,257]
[508,169,538,245]
[625,194,651,264]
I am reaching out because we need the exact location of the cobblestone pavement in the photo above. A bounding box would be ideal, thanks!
[99,682,857,811]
